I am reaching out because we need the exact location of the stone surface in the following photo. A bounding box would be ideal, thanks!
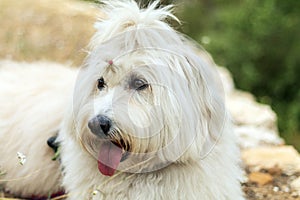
[291,177,300,195]
[218,67,284,148]
[242,146,300,175]
[248,172,273,186]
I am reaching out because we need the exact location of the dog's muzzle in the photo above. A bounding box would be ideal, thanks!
[87,114,130,153]
[88,114,111,137]
[87,115,131,176]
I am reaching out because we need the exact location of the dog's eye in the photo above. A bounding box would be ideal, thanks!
[97,77,106,90]
[131,79,149,91]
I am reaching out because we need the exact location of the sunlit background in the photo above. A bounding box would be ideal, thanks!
[178,0,300,151]
[0,0,299,150]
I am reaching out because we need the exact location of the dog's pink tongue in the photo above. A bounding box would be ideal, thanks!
[98,142,122,176]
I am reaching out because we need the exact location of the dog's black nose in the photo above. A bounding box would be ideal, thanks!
[88,115,111,136]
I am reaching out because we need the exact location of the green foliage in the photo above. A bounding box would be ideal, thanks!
[179,0,300,149]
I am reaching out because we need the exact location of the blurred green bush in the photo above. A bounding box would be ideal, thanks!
[179,0,300,149]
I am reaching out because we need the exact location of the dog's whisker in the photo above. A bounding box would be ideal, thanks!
[96,171,124,190]
[50,193,69,200]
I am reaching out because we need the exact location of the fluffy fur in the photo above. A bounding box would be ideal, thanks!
[0,1,245,199]
[0,60,77,197]
[59,1,244,199]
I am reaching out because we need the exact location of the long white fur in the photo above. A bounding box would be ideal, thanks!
[0,1,245,199]
[0,60,77,197]
[58,1,245,199]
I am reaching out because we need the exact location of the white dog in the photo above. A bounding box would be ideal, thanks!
[0,1,244,199]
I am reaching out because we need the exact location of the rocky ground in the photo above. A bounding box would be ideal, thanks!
[219,52,300,200]
[221,56,300,199]
[242,146,300,200]
[243,169,300,200]
[0,0,300,199]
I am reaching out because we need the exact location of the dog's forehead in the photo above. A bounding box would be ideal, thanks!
[93,29,198,88]
[101,54,148,86]
[100,48,195,87]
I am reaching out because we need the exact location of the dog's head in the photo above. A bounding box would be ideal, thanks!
[69,1,227,176]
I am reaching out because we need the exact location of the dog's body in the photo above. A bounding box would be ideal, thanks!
[0,1,244,199]
[0,61,77,197]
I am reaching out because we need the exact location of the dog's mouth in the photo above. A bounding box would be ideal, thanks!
[97,139,130,176]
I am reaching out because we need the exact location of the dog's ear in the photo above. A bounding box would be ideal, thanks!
[153,48,228,163]
[179,48,229,161]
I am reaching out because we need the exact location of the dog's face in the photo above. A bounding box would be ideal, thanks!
[69,20,226,176]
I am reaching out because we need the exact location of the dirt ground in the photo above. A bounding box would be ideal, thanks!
[242,166,300,200]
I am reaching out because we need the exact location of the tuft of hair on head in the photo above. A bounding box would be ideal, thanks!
[135,0,175,8]
[92,0,180,45]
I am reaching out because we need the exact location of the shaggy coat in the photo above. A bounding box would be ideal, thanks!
[0,1,244,199]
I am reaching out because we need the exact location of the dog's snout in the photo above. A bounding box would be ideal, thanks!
[99,115,111,134]
[88,115,111,136]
